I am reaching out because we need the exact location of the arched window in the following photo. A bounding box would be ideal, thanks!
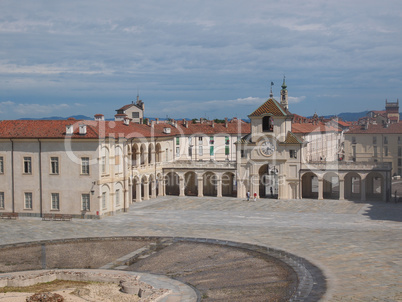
[262,116,273,132]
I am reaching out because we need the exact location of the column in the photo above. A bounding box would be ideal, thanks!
[361,177,366,201]
[143,181,149,200]
[150,180,156,199]
[216,176,222,198]
[197,177,204,197]
[339,178,345,200]
[179,176,185,197]
[318,177,324,200]
[151,150,155,165]
[135,152,140,167]
[136,182,142,202]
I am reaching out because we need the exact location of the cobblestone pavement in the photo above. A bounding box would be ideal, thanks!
[1,196,401,301]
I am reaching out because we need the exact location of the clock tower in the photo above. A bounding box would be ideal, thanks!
[280,76,288,111]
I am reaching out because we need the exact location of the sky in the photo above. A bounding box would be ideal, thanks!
[0,0,401,120]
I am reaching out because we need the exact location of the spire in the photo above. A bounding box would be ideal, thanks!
[280,76,288,111]
[281,76,287,90]
[269,81,274,98]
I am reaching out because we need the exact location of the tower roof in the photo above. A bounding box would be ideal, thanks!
[249,98,287,117]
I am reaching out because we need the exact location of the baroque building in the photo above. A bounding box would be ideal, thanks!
[0,81,392,218]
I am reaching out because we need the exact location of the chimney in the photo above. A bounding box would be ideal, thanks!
[79,124,87,135]
[155,118,159,124]
[224,117,228,128]
[211,120,215,128]
[185,120,188,128]
[94,114,104,121]
[145,118,149,126]
[151,120,155,128]
[66,125,73,135]
[123,117,130,125]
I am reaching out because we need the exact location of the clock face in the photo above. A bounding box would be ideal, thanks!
[260,140,276,156]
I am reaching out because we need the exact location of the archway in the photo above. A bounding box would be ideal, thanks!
[301,172,318,199]
[132,144,139,167]
[155,143,162,163]
[366,172,384,201]
[222,172,235,197]
[165,172,180,196]
[132,177,139,202]
[184,172,198,196]
[149,174,155,198]
[323,172,339,199]
[140,144,147,166]
[203,172,217,196]
[344,172,361,200]
[259,164,278,198]
[148,143,154,165]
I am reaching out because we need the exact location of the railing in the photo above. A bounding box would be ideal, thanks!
[162,160,236,170]
[302,161,392,171]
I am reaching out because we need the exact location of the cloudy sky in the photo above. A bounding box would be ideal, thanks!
[0,0,401,120]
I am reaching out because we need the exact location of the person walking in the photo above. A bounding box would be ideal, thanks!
[253,192,257,201]
[246,191,250,201]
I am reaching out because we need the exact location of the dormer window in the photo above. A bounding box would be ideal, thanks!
[66,125,73,135]
[262,116,273,132]
[79,124,87,135]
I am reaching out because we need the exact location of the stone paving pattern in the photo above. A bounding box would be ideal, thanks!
[0,196,401,301]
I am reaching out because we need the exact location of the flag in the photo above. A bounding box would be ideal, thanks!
[271,82,274,86]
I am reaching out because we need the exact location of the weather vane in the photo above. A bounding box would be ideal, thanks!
[270,81,274,98]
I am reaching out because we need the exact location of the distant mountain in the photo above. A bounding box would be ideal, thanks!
[337,111,369,121]
[19,115,93,120]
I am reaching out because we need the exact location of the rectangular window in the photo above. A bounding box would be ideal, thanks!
[225,146,229,155]
[132,112,139,118]
[210,146,214,156]
[0,192,4,208]
[198,146,203,156]
[51,193,59,210]
[23,157,32,174]
[82,194,90,211]
[24,192,32,209]
[50,157,59,174]
[0,156,3,174]
[176,146,180,158]
[241,149,245,158]
[384,136,388,144]
[198,137,203,145]
[399,147,402,157]
[289,150,297,158]
[210,136,214,144]
[373,146,377,157]
[188,137,192,145]
[352,146,356,160]
[352,136,356,144]
[81,157,89,175]
[398,158,401,167]
[176,137,180,145]
[188,147,192,157]
[115,189,120,206]
[384,146,388,156]
[225,136,229,145]
[373,136,377,144]
[102,192,107,209]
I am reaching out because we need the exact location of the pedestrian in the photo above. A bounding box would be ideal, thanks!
[246,191,250,201]
[253,192,257,201]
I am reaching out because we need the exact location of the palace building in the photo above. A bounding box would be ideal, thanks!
[0,80,392,218]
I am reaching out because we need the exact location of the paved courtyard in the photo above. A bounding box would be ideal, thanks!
[0,196,401,301]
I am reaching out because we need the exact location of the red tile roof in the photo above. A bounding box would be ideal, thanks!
[346,122,402,134]
[249,98,287,117]
[0,118,251,140]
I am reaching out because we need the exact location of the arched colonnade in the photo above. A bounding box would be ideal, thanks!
[301,170,388,201]
[131,170,236,202]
